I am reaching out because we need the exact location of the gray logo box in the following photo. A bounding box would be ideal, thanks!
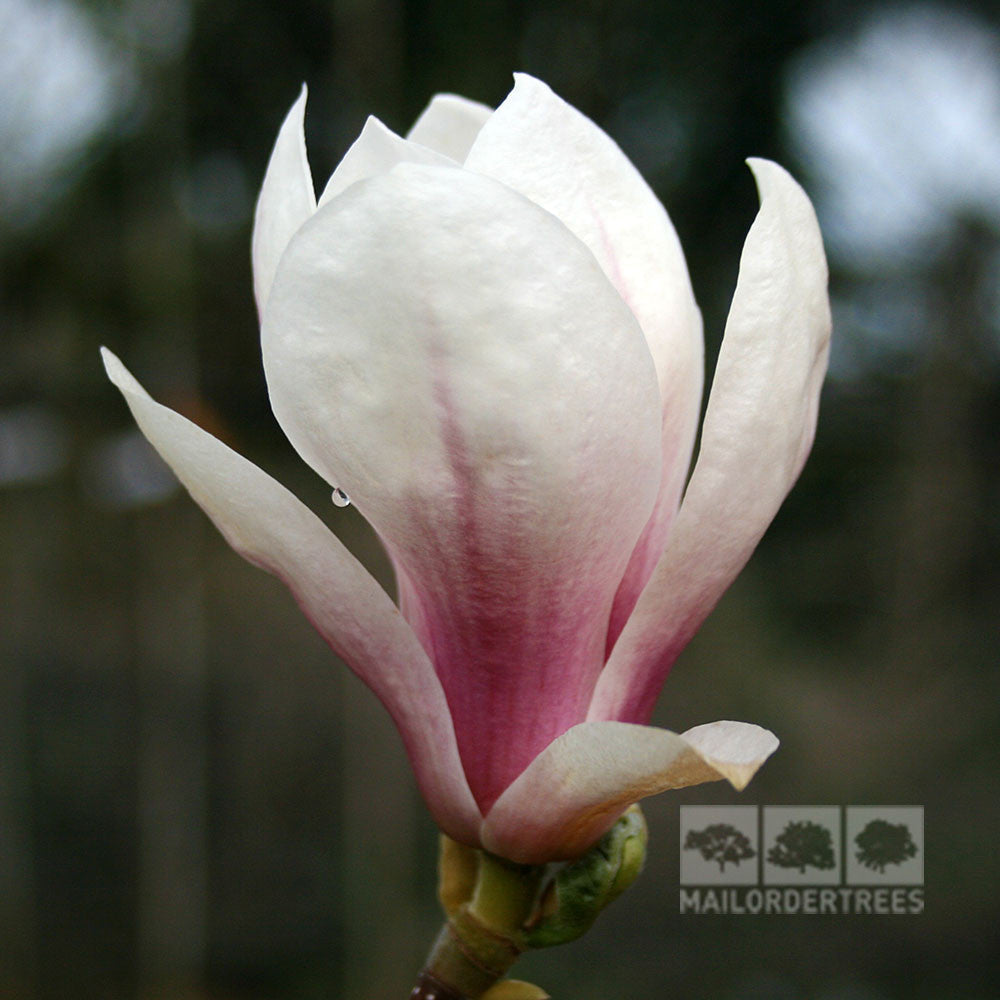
[763,806,841,885]
[679,806,759,885]
[846,806,923,885]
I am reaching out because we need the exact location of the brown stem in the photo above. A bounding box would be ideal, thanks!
[410,969,469,1000]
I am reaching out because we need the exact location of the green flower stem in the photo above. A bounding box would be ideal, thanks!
[414,853,544,999]
[467,853,542,938]
[410,807,648,999]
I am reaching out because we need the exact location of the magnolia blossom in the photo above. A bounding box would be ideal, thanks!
[103,74,830,864]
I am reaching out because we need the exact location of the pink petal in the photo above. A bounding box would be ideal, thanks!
[465,74,705,649]
[261,164,662,812]
[251,86,316,319]
[101,348,480,843]
[481,720,778,863]
[589,159,832,724]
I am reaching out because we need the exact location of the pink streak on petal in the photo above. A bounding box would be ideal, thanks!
[393,352,613,814]
[605,405,696,654]
[600,631,692,725]
[605,487,674,655]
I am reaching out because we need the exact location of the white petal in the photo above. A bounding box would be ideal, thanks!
[465,75,701,405]
[318,115,453,209]
[262,163,662,812]
[465,74,705,642]
[406,92,493,161]
[251,86,317,319]
[590,159,832,724]
[481,720,778,863]
[101,348,480,843]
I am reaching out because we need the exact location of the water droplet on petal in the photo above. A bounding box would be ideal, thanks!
[331,487,351,507]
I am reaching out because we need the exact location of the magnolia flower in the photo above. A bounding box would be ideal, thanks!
[103,74,830,864]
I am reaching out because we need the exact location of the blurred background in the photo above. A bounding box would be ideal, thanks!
[2,0,998,997]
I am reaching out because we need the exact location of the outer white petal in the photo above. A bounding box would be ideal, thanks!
[101,348,480,843]
[252,86,317,319]
[406,92,493,162]
[481,720,778,863]
[262,163,662,812]
[590,159,832,724]
[318,115,453,208]
[464,73,705,645]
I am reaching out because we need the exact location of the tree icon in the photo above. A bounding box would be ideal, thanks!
[855,819,918,873]
[683,823,756,872]
[767,820,836,873]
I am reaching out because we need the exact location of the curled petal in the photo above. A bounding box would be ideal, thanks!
[590,159,832,724]
[262,164,662,812]
[465,73,705,648]
[101,348,480,843]
[318,115,453,208]
[252,86,316,318]
[481,721,778,863]
[406,92,493,161]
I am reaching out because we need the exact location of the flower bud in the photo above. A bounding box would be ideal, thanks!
[524,805,648,948]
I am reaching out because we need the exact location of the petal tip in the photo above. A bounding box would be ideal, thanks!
[360,114,391,137]
[290,82,309,116]
[276,84,310,141]
[746,156,796,203]
[684,720,779,791]
[509,71,549,98]
[100,347,137,395]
